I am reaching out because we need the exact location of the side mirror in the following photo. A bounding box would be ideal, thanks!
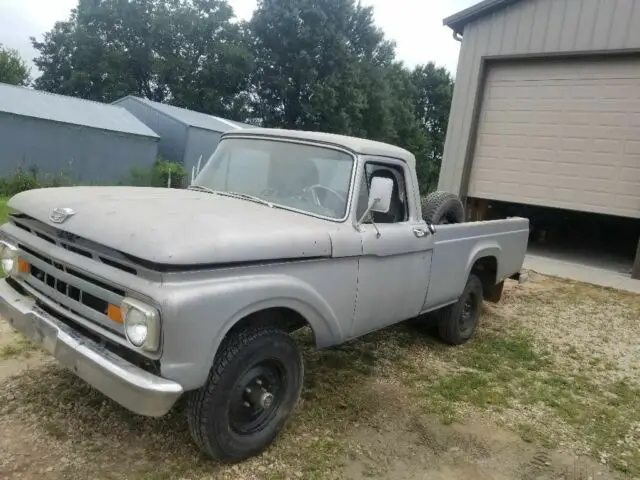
[368,176,394,214]
[356,176,394,228]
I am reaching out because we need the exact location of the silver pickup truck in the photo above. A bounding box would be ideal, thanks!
[0,129,529,461]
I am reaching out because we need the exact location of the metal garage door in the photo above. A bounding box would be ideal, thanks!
[468,58,640,219]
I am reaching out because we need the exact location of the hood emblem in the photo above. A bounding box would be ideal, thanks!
[49,207,76,224]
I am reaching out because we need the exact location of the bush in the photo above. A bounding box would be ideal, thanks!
[0,165,76,197]
[0,167,41,196]
[121,158,188,188]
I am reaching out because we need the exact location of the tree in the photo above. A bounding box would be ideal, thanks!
[31,0,253,118]
[248,0,452,191]
[0,44,30,86]
[249,0,395,133]
[410,63,454,185]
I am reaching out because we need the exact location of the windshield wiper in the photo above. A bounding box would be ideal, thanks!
[217,191,275,208]
[187,185,217,194]
[188,186,274,208]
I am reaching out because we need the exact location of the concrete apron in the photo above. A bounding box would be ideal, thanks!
[524,254,640,295]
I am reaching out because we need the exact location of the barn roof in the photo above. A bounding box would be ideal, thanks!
[444,0,525,34]
[114,96,251,133]
[0,83,159,138]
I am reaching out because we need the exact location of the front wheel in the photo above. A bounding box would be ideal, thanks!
[187,326,304,461]
[436,274,483,345]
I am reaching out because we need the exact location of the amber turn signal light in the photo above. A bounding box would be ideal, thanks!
[107,304,123,324]
[18,257,30,274]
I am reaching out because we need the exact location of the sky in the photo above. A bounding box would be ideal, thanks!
[0,0,476,77]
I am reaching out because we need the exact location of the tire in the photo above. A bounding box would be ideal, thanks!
[421,191,465,225]
[187,326,304,461]
[436,274,483,345]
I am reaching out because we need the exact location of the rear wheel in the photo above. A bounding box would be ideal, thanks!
[187,326,303,461]
[435,274,483,345]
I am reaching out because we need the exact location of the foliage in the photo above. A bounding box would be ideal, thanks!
[121,158,187,188]
[0,165,74,197]
[0,44,30,86]
[32,0,454,189]
[31,0,254,119]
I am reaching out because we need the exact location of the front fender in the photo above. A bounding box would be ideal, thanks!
[159,273,344,390]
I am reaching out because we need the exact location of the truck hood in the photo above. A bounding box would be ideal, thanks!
[8,187,334,266]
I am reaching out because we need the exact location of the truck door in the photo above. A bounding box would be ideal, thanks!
[351,160,435,338]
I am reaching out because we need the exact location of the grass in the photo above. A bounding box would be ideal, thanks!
[0,197,10,224]
[0,275,639,478]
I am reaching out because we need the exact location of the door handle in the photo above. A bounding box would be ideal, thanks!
[412,227,428,238]
[413,224,436,238]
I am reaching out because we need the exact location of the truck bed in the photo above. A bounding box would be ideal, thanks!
[423,217,530,311]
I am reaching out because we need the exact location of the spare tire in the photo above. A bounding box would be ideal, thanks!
[421,191,465,225]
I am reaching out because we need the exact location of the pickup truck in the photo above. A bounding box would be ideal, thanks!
[0,128,529,461]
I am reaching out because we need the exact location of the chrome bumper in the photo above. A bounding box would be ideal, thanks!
[0,279,183,417]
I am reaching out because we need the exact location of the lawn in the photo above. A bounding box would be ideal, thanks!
[0,273,638,479]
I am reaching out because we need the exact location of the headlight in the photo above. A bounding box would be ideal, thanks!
[122,298,160,352]
[0,241,18,276]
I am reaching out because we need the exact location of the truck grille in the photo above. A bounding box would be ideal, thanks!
[10,215,138,276]
[17,244,127,336]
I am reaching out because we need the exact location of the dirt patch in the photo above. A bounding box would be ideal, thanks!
[0,320,47,381]
[0,273,637,479]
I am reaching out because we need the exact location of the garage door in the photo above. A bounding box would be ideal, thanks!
[468,58,640,218]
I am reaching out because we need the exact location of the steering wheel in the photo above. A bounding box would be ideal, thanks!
[305,184,346,209]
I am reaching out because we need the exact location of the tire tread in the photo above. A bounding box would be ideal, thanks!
[187,326,297,460]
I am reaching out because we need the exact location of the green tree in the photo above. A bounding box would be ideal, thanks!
[410,63,454,178]
[248,0,451,192]
[31,0,253,118]
[249,0,395,133]
[0,44,30,86]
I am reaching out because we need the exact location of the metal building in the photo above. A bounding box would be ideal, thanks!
[113,96,254,174]
[0,83,159,183]
[441,0,640,279]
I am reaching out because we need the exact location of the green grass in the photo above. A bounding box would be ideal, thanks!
[0,197,11,224]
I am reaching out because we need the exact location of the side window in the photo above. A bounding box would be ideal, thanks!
[356,162,409,224]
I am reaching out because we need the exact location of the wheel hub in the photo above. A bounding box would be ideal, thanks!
[229,360,285,435]
[260,391,274,409]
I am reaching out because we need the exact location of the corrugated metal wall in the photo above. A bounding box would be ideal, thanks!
[183,127,222,174]
[0,113,158,183]
[440,0,640,194]
[115,97,188,163]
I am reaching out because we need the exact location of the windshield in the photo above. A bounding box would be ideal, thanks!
[193,138,354,220]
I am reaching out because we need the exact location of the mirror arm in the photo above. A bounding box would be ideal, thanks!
[354,204,382,238]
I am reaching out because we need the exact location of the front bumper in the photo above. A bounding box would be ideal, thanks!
[0,279,183,417]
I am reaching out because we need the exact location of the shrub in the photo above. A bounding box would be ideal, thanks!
[121,158,188,188]
[0,167,40,196]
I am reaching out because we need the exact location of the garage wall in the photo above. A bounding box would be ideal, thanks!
[440,0,640,195]
[468,58,640,218]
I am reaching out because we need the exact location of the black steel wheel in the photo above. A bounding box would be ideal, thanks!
[436,274,483,345]
[187,326,303,462]
[228,360,286,435]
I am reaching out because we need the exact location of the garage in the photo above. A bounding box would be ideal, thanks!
[440,0,640,280]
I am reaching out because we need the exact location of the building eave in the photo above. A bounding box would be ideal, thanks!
[443,0,525,34]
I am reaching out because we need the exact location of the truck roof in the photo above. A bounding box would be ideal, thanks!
[222,128,416,167]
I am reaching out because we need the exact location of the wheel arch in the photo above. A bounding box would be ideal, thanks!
[467,247,502,302]
[201,296,343,386]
